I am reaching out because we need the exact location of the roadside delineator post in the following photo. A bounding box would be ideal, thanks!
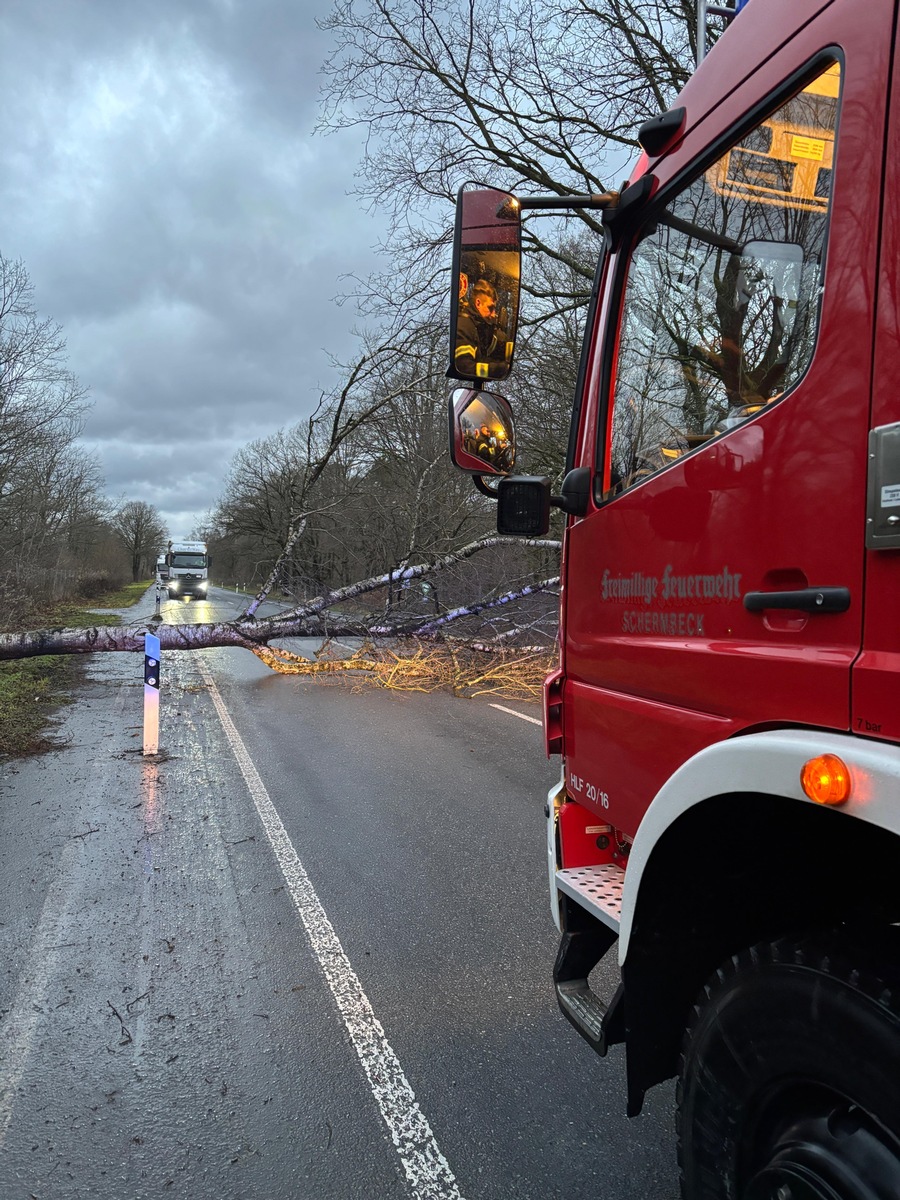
[143,632,160,755]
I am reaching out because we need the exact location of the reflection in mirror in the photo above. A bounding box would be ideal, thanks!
[449,387,516,475]
[455,251,520,380]
[449,187,521,383]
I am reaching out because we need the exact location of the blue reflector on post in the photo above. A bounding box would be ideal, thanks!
[143,632,161,756]
[144,633,161,690]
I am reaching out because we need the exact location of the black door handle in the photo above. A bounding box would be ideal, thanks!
[743,587,850,614]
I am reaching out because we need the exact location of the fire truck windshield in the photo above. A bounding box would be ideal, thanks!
[606,61,841,496]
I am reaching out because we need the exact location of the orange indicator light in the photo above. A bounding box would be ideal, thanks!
[801,754,851,805]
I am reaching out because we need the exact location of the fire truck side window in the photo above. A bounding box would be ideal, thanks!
[606,62,840,495]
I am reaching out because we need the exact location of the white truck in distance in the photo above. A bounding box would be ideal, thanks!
[165,540,210,600]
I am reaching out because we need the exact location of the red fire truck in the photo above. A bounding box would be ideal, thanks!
[448,0,900,1194]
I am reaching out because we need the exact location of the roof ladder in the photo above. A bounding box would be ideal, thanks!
[697,0,750,65]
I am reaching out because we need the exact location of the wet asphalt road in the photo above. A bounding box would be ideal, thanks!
[0,586,677,1200]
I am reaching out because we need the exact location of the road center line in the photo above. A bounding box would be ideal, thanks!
[200,660,466,1200]
[489,703,542,726]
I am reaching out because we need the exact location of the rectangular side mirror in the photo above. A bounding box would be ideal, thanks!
[448,185,521,383]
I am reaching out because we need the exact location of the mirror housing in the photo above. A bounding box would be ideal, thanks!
[497,476,551,536]
[556,467,591,516]
[448,387,516,475]
[448,185,521,383]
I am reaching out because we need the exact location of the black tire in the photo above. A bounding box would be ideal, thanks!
[677,936,900,1200]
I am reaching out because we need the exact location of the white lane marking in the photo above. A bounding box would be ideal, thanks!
[199,660,465,1200]
[489,703,542,726]
[0,841,77,1144]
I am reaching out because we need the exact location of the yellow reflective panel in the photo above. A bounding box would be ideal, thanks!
[708,61,841,212]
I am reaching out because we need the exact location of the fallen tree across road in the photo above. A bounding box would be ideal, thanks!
[0,535,561,666]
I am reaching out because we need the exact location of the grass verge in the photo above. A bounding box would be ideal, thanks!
[0,581,152,758]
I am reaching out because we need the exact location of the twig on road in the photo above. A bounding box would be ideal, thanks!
[107,1000,133,1045]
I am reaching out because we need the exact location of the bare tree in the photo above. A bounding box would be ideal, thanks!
[110,501,168,582]
[318,0,694,285]
[0,253,120,613]
[209,326,458,611]
[0,257,90,465]
[310,0,700,504]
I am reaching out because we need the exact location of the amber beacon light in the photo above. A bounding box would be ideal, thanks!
[801,754,852,805]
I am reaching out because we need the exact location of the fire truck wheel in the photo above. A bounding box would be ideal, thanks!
[676,935,900,1200]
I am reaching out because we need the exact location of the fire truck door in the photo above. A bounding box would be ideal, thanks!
[562,10,890,836]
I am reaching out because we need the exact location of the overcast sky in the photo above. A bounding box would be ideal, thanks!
[0,0,387,537]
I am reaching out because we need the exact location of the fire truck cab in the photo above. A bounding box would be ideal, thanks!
[448,0,900,1194]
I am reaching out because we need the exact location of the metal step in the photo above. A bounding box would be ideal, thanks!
[555,863,625,932]
[556,979,608,1047]
[553,914,624,1058]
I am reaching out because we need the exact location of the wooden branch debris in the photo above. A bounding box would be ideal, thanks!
[254,639,556,702]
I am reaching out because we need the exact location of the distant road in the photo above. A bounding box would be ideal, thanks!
[0,585,677,1199]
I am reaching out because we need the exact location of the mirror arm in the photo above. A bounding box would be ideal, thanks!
[473,468,590,510]
[550,467,591,517]
[550,493,582,514]
[498,191,619,218]
[472,474,500,498]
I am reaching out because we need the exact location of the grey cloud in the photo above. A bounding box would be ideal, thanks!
[1,0,387,537]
